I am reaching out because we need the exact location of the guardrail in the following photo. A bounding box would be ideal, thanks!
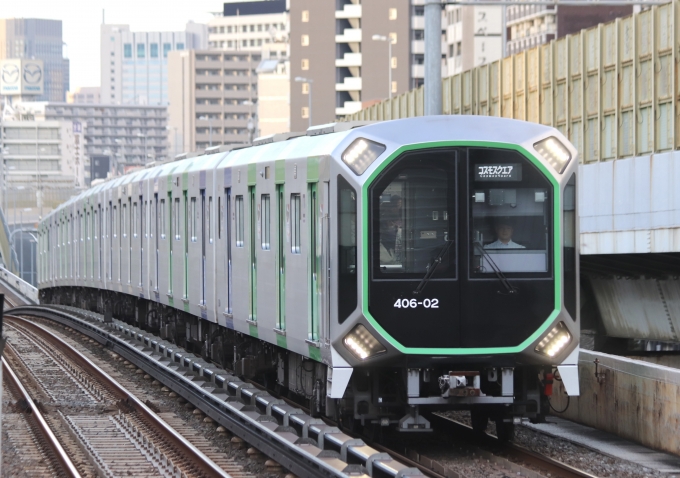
[0,266,38,304]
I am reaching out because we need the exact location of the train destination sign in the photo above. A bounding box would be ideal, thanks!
[475,163,522,181]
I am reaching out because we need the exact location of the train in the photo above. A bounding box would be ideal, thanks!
[37,115,580,440]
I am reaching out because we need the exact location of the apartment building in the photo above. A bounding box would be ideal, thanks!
[290,0,412,131]
[168,50,259,154]
[16,101,168,182]
[208,0,289,59]
[100,22,207,105]
[0,18,70,102]
[506,5,632,56]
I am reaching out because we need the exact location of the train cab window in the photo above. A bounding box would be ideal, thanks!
[338,175,357,322]
[291,194,301,254]
[469,148,552,276]
[370,149,456,278]
[564,174,577,319]
[261,194,270,250]
[235,195,244,247]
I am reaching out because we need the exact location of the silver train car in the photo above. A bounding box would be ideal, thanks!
[38,116,580,439]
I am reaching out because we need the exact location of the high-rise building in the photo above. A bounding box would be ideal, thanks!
[506,5,632,56]
[289,0,426,132]
[67,87,101,104]
[101,22,207,106]
[0,18,70,102]
[208,0,289,59]
[168,49,259,154]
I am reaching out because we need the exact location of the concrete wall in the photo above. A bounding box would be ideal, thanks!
[552,349,680,455]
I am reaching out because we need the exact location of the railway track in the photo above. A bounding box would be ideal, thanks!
[2,294,599,478]
[2,313,235,478]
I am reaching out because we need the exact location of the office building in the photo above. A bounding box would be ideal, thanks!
[0,18,70,102]
[208,0,289,59]
[256,58,290,136]
[290,0,416,131]
[101,22,207,105]
[67,87,101,104]
[443,5,503,77]
[168,49,259,154]
[15,101,168,182]
[506,5,632,56]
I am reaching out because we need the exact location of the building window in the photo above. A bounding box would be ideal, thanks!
[389,32,398,44]
[389,8,398,20]
[150,43,158,58]
[302,10,310,22]
[301,82,309,94]
[301,107,309,119]
[124,43,132,58]
[301,58,309,70]
[392,81,398,93]
[176,43,184,50]
[163,43,171,57]
[301,34,309,46]
[137,43,145,58]
[391,57,398,69]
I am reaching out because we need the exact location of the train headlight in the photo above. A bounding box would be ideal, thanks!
[342,138,386,175]
[533,137,571,174]
[343,324,386,360]
[535,322,571,358]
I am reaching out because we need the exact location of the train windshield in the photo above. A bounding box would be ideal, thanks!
[372,149,456,279]
[470,148,552,277]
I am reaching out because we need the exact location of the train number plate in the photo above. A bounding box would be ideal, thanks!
[393,298,439,309]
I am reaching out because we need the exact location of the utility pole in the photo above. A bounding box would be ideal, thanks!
[424,0,442,116]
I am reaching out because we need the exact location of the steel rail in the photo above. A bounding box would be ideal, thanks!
[2,356,82,478]
[4,314,233,478]
[8,304,427,478]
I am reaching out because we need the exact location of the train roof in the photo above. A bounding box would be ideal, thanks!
[43,116,566,224]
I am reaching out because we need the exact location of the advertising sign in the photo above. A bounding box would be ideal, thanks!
[0,59,44,96]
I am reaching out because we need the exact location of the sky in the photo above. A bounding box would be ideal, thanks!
[2,0,224,91]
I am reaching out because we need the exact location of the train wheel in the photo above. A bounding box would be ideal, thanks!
[494,419,515,442]
[470,410,489,434]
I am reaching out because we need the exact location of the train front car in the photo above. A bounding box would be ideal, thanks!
[330,116,579,439]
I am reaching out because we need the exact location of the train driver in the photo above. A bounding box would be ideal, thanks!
[484,217,525,249]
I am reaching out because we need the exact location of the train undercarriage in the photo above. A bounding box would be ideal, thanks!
[40,285,555,441]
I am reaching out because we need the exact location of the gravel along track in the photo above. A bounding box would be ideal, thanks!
[441,411,674,478]
[1,316,257,478]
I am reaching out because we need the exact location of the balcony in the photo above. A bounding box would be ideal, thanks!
[336,76,362,92]
[411,15,425,30]
[335,3,361,19]
[335,53,362,68]
[411,64,425,79]
[336,28,362,43]
[411,40,425,55]
[335,101,363,116]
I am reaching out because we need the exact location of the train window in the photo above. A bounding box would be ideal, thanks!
[338,175,358,322]
[160,199,166,239]
[209,196,213,244]
[174,198,180,240]
[563,174,577,319]
[469,148,552,276]
[261,194,270,250]
[123,204,127,238]
[133,202,138,237]
[218,196,222,239]
[235,195,244,247]
[370,149,456,278]
[113,206,117,238]
[191,197,197,242]
[291,194,301,254]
